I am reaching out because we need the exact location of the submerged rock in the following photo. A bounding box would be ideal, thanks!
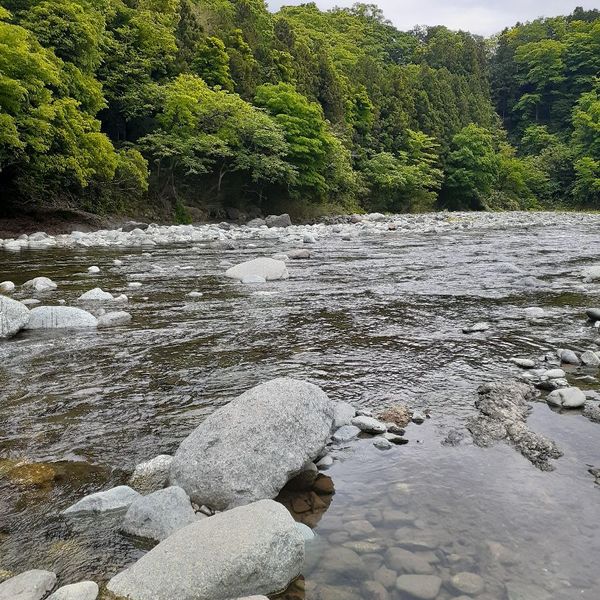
[450,572,485,595]
[466,381,562,471]
[24,306,97,329]
[0,296,29,339]
[395,574,441,600]
[558,349,580,365]
[122,486,198,541]
[462,322,490,333]
[47,581,98,600]
[546,387,586,408]
[63,485,140,515]
[379,404,412,427]
[169,378,334,510]
[0,569,57,600]
[78,288,114,301]
[351,416,386,434]
[107,499,303,600]
[332,425,361,443]
[129,455,173,493]
[225,258,289,282]
[97,311,132,328]
[22,277,57,292]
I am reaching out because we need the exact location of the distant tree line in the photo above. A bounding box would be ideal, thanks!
[0,1,598,220]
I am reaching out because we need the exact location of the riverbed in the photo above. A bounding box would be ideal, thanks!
[1,212,599,599]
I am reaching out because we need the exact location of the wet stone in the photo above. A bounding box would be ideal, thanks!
[362,580,390,600]
[332,425,360,443]
[320,547,368,579]
[375,565,398,589]
[395,574,442,600]
[345,519,376,538]
[450,572,486,595]
[385,547,435,574]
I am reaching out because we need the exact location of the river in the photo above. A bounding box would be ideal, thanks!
[0,212,599,599]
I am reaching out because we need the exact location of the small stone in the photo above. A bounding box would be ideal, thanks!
[333,401,356,428]
[0,569,57,600]
[47,581,99,600]
[386,547,434,574]
[411,411,426,424]
[316,455,334,469]
[78,288,113,301]
[22,277,57,292]
[241,274,267,284]
[187,291,203,298]
[113,259,123,266]
[559,349,580,365]
[375,565,397,589]
[303,234,316,244]
[462,322,489,333]
[312,475,334,495]
[0,281,15,293]
[581,351,600,367]
[524,307,544,319]
[345,519,376,538]
[374,438,392,450]
[395,574,441,599]
[287,249,310,259]
[63,485,140,515]
[511,358,535,368]
[586,308,600,322]
[129,455,173,493]
[351,416,387,434]
[362,580,389,600]
[87,266,100,274]
[383,433,408,445]
[547,387,586,408]
[386,424,405,435]
[97,311,132,328]
[379,404,412,427]
[450,572,486,595]
[332,425,360,443]
[127,282,143,288]
[542,368,565,379]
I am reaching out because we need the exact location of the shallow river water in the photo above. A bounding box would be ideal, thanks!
[1,212,599,599]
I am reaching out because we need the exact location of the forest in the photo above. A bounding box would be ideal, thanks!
[0,1,599,221]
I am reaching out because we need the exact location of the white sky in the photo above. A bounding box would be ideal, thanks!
[266,1,598,36]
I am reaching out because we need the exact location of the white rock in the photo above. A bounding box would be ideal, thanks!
[542,369,565,379]
[241,275,267,284]
[107,500,303,600]
[129,455,173,493]
[511,358,535,369]
[373,438,393,450]
[0,281,15,293]
[113,259,123,266]
[0,569,57,600]
[47,581,99,600]
[21,299,41,306]
[581,351,600,367]
[97,311,132,328]
[225,258,289,282]
[0,296,29,339]
[288,249,311,259]
[24,306,97,329]
[22,277,57,292]
[78,288,114,301]
[333,401,356,428]
[316,455,334,469]
[87,266,100,274]
[524,307,544,319]
[169,378,333,510]
[128,282,143,288]
[547,387,586,409]
[332,425,361,442]
[558,349,580,365]
[122,486,198,541]
[581,265,600,281]
[187,291,203,298]
[303,234,316,244]
[351,416,387,434]
[63,485,141,515]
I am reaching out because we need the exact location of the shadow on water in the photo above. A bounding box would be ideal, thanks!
[0,218,599,596]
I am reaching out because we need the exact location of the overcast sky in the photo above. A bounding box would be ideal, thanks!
[266,1,597,36]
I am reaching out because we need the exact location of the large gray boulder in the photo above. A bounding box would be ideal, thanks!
[121,486,198,541]
[47,581,98,600]
[170,378,334,510]
[225,258,289,282]
[107,499,304,600]
[0,569,57,600]
[24,306,97,329]
[0,296,29,339]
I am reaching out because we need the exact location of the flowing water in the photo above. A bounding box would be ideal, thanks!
[1,213,599,599]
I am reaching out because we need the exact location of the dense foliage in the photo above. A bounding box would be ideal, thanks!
[0,1,598,219]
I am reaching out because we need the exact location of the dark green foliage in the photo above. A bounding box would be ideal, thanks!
[0,1,598,216]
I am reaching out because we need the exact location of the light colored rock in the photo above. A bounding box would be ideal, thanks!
[373,438,392,450]
[0,569,57,600]
[316,455,334,469]
[87,266,100,274]
[542,368,565,379]
[241,275,267,284]
[395,574,441,599]
[97,311,132,328]
[386,548,434,574]
[547,387,586,408]
[0,296,29,339]
[107,499,303,600]
[362,580,389,600]
[265,214,292,228]
[559,349,580,365]
[225,258,289,282]
[63,485,140,515]
[462,322,490,333]
[0,281,15,293]
[332,425,360,443]
[128,282,143,288]
[581,265,600,281]
[333,401,356,428]
[287,249,311,259]
[450,572,486,595]
[129,455,173,493]
[411,411,426,424]
[187,291,203,298]
[524,307,544,319]
[78,288,114,301]
[294,522,315,542]
[21,299,41,306]
[351,416,386,434]
[303,234,316,244]
[511,358,535,368]
[24,306,97,329]
[47,581,98,600]
[22,277,57,292]
[122,486,197,541]
[581,351,600,367]
[169,378,334,510]
[113,259,123,267]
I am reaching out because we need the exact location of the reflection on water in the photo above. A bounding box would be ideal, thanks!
[1,215,600,597]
